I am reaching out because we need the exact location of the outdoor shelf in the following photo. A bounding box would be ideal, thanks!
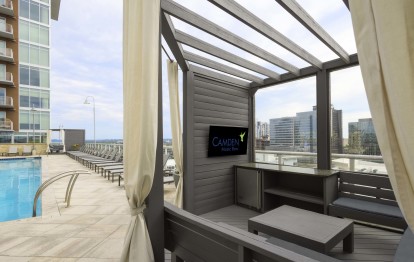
[264,187,324,205]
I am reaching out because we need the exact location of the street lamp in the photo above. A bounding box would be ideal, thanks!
[84,96,96,146]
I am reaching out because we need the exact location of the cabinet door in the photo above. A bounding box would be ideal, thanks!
[236,168,261,210]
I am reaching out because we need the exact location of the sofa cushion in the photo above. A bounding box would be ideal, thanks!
[332,197,404,219]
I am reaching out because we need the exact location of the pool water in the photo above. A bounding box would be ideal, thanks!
[0,158,42,222]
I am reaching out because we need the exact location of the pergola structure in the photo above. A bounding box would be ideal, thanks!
[151,0,358,260]
[123,0,414,261]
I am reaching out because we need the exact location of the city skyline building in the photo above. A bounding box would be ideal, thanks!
[267,106,343,153]
[0,0,60,143]
[348,118,381,155]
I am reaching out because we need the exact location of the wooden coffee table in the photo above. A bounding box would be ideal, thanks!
[248,205,353,254]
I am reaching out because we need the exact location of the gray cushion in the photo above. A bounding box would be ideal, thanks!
[332,197,404,219]
[394,228,414,262]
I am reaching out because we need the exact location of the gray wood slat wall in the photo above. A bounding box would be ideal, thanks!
[189,74,250,215]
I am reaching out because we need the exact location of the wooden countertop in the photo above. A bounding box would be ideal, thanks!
[235,163,338,177]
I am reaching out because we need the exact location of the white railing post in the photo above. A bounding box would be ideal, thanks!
[350,158,355,172]
[278,154,283,165]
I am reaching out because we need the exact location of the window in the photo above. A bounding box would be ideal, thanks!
[39,0,49,4]
[20,0,30,19]
[20,65,30,85]
[30,22,39,43]
[0,88,5,104]
[0,41,5,56]
[30,44,39,65]
[14,132,28,143]
[0,64,5,80]
[20,43,30,63]
[0,17,5,32]
[39,68,49,87]
[39,26,48,45]
[40,5,49,24]
[20,65,49,88]
[331,67,384,174]
[20,0,49,25]
[40,111,49,129]
[19,20,30,41]
[30,67,40,86]
[29,1,39,22]
[39,47,49,66]
[20,88,30,107]
[19,110,30,129]
[255,77,317,167]
[40,90,49,109]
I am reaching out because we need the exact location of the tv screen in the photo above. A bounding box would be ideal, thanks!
[208,126,249,157]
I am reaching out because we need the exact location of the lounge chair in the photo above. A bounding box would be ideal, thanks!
[8,146,17,156]
[22,145,32,156]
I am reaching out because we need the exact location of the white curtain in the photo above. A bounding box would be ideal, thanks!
[120,0,160,261]
[167,60,184,208]
[46,130,51,153]
[60,129,65,152]
[349,0,414,230]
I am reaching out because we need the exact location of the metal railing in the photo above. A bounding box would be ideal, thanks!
[0,96,13,107]
[0,118,12,130]
[255,150,385,173]
[32,170,91,217]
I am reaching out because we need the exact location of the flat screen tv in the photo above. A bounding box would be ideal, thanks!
[208,126,249,157]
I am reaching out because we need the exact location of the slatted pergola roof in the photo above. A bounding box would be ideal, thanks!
[161,0,358,89]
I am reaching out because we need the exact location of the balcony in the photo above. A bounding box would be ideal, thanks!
[0,118,12,131]
[0,0,13,17]
[0,96,13,109]
[0,72,13,86]
[0,47,13,62]
[0,22,13,39]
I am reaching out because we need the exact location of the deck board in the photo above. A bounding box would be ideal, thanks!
[200,205,402,262]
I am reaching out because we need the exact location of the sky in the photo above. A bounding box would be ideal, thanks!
[50,0,368,140]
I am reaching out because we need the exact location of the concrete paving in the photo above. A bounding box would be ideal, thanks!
[0,154,176,261]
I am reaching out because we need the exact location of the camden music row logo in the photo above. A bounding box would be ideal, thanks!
[208,126,248,157]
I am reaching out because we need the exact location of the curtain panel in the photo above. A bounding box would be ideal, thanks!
[167,60,184,208]
[349,0,414,230]
[121,0,160,261]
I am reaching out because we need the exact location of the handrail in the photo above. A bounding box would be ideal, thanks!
[32,170,91,217]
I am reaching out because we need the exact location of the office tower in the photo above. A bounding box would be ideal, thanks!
[348,118,380,155]
[268,106,343,153]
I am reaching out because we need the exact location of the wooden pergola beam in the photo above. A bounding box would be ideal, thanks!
[251,53,359,89]
[184,51,264,84]
[161,0,300,75]
[190,64,251,88]
[343,0,350,10]
[274,0,350,63]
[176,30,281,80]
[161,13,189,71]
[207,0,323,69]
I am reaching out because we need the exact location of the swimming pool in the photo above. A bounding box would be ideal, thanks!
[0,157,42,222]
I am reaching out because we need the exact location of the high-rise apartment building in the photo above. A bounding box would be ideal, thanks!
[348,118,380,155]
[0,0,60,143]
[268,106,343,153]
[256,121,269,139]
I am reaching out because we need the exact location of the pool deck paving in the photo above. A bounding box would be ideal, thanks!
[0,154,176,261]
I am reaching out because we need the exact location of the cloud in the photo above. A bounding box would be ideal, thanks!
[50,0,360,140]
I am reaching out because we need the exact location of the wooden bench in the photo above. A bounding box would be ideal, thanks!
[394,228,414,261]
[328,172,407,230]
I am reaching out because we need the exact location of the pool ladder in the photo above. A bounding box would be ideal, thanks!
[32,170,91,217]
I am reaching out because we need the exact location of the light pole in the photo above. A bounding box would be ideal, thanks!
[84,96,96,146]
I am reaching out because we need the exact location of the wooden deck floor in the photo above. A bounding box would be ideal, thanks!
[201,205,402,262]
